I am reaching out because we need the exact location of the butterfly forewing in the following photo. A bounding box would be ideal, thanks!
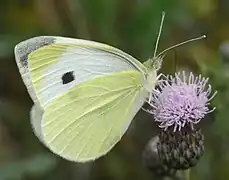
[14,36,147,107]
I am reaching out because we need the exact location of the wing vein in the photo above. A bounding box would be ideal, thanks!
[57,87,137,155]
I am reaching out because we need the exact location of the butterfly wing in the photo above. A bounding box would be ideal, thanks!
[14,36,147,106]
[30,104,44,142]
[42,70,148,162]
[14,37,55,104]
[14,36,152,162]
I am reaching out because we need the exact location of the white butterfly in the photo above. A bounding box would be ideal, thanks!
[14,12,205,162]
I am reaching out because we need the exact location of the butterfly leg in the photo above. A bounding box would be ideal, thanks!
[156,73,169,81]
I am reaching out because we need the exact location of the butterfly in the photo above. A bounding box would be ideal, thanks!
[14,12,205,162]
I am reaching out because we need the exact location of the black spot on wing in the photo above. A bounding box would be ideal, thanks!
[62,71,75,84]
[16,37,55,69]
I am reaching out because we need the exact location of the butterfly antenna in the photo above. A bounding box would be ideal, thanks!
[157,35,206,57]
[153,11,166,58]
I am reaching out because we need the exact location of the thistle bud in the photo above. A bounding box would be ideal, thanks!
[157,129,204,170]
[142,136,176,176]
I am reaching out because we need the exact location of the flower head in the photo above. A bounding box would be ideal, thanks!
[147,71,217,132]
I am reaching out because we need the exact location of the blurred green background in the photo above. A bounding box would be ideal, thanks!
[0,0,228,180]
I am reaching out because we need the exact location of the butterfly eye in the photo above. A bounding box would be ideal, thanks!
[62,71,75,84]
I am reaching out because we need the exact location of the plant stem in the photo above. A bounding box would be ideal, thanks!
[184,169,190,180]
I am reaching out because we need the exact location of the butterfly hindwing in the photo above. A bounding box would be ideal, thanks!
[30,104,44,143]
[42,70,148,162]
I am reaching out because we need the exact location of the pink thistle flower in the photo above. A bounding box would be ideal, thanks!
[147,71,217,132]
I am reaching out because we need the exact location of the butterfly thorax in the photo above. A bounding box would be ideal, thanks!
[144,69,157,92]
[143,56,163,92]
